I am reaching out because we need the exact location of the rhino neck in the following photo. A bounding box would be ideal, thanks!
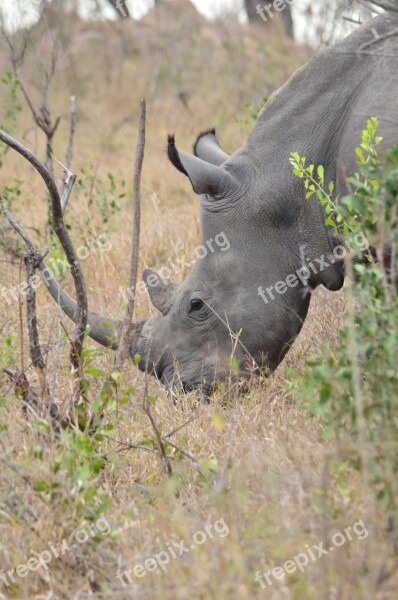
[211,16,398,292]
[246,14,397,177]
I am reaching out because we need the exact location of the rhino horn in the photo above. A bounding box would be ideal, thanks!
[143,268,178,315]
[168,134,237,197]
[193,128,230,166]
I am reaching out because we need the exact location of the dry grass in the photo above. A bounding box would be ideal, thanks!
[0,3,395,599]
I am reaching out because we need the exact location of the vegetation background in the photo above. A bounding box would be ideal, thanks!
[0,1,396,599]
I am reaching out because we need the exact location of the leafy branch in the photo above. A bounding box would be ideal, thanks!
[289,117,383,238]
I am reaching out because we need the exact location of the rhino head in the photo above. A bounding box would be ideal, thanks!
[42,128,345,398]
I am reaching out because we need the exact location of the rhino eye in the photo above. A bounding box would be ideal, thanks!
[189,298,204,313]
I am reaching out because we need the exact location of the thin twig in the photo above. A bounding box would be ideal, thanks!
[142,364,172,476]
[0,224,41,236]
[52,154,77,215]
[1,199,49,376]
[1,199,34,251]
[115,99,146,368]
[100,433,154,453]
[65,95,77,172]
[163,416,198,439]
[161,438,199,464]
[342,15,363,25]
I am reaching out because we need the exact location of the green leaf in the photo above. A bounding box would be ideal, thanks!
[213,412,225,432]
[229,356,240,376]
[145,470,160,484]
[85,368,106,377]
[35,480,50,492]
[198,458,218,478]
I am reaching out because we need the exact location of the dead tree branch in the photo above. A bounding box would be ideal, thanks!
[104,0,131,18]
[3,30,61,181]
[0,130,88,400]
[0,198,49,401]
[115,99,146,368]
[65,95,77,172]
[52,154,77,214]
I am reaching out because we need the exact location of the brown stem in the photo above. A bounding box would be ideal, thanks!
[0,198,49,401]
[115,99,146,368]
[142,370,172,477]
[66,96,77,172]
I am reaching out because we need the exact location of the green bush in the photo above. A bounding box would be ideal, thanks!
[289,119,398,528]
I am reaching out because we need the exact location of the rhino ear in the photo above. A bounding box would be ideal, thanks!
[193,128,230,167]
[143,269,178,316]
[168,135,237,197]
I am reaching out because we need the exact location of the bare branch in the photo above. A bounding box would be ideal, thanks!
[103,0,131,18]
[1,199,34,252]
[2,30,61,179]
[0,130,88,388]
[52,154,77,214]
[65,95,77,172]
[343,15,364,25]
[142,390,173,477]
[162,438,199,465]
[115,99,146,368]
[1,198,49,400]
[141,351,172,476]
[101,434,154,453]
[61,170,76,214]
[163,416,198,439]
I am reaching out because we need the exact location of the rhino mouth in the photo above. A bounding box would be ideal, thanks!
[159,365,217,401]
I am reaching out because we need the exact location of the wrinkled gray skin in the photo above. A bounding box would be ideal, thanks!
[42,14,398,398]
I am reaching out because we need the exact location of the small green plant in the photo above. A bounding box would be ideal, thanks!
[289,119,398,529]
[289,117,384,238]
[0,71,22,167]
[236,97,268,130]
[0,71,24,256]
[32,350,137,523]
[74,164,125,231]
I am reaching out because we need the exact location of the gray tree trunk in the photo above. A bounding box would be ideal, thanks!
[244,0,294,38]
[104,0,131,18]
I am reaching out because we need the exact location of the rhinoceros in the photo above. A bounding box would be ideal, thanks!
[41,12,398,397]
